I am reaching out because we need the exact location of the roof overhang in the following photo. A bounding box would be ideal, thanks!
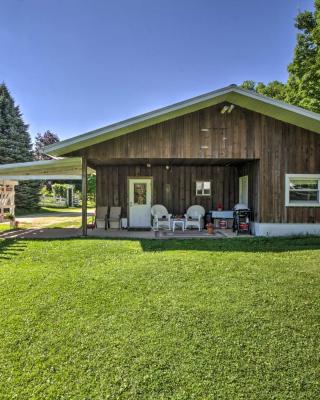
[0,158,85,181]
[44,85,320,157]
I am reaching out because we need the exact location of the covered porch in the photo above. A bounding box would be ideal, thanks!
[0,157,257,237]
[86,157,259,236]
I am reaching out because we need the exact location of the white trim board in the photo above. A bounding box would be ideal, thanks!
[0,175,81,181]
[252,223,320,237]
[0,158,92,180]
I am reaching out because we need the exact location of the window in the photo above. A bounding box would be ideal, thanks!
[285,174,320,207]
[239,175,248,206]
[196,181,211,196]
[134,183,147,205]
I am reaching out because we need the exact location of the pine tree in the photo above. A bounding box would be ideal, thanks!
[0,83,40,211]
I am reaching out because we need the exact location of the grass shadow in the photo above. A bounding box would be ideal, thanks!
[1,235,319,255]
[0,239,28,261]
[139,235,320,253]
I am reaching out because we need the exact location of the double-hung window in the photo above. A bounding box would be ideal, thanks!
[196,181,211,196]
[285,174,320,207]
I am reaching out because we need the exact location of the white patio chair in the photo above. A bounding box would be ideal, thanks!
[95,206,108,229]
[106,206,121,229]
[184,205,205,231]
[151,204,172,230]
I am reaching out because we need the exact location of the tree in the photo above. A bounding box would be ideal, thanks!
[242,1,320,112]
[286,0,320,112]
[241,80,287,101]
[34,130,60,160]
[0,83,40,211]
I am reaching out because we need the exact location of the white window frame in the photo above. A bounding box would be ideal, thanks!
[285,174,320,207]
[196,181,211,196]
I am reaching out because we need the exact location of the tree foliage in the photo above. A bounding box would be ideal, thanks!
[286,0,320,112]
[0,83,41,211]
[34,130,60,160]
[0,83,33,164]
[241,80,287,101]
[242,1,320,113]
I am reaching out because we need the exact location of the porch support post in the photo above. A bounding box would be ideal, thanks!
[81,157,87,236]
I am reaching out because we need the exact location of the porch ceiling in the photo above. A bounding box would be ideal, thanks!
[88,158,255,168]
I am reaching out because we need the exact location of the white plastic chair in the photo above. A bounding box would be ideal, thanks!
[107,207,121,229]
[184,205,205,231]
[151,204,172,230]
[96,206,108,229]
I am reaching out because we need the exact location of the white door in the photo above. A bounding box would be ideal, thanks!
[128,178,152,228]
[239,175,248,207]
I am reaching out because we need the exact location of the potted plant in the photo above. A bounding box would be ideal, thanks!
[207,222,214,234]
[5,213,15,229]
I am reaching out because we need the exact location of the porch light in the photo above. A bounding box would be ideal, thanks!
[146,163,151,168]
[221,105,229,114]
[227,104,235,113]
[165,165,170,170]
[201,128,210,132]
[221,104,235,114]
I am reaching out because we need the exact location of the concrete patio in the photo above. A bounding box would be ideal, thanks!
[0,227,247,240]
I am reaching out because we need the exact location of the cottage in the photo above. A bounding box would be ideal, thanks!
[1,85,320,236]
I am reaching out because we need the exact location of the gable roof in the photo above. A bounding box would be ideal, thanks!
[45,85,320,157]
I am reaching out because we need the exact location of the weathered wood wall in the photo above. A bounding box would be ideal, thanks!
[96,165,239,217]
[76,103,320,224]
[259,119,320,223]
[81,104,260,162]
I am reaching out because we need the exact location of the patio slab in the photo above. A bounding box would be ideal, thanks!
[0,227,250,240]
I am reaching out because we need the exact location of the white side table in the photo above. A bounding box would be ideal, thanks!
[172,219,185,232]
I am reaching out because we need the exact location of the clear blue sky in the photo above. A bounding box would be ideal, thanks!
[0,0,315,140]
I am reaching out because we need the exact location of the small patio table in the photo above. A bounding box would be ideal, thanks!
[172,218,185,232]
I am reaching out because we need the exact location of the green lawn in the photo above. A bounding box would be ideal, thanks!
[16,206,84,216]
[0,223,10,232]
[0,237,319,399]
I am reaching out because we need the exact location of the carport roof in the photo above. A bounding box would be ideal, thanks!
[0,158,84,180]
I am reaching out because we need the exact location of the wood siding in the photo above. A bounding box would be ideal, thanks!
[76,103,320,224]
[80,104,260,162]
[96,165,239,217]
[259,118,320,223]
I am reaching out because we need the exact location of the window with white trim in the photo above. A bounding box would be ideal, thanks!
[285,174,320,207]
[196,181,211,196]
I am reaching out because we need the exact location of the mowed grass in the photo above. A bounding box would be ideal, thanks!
[0,237,319,399]
[0,223,10,232]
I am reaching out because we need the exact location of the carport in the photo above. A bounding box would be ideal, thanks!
[0,157,90,235]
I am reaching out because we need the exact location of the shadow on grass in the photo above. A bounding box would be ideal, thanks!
[1,236,320,256]
[138,236,320,253]
[0,239,28,260]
